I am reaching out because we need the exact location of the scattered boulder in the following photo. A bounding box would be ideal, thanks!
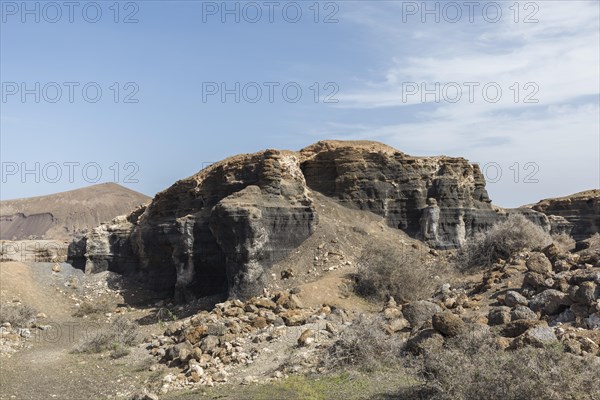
[526,252,552,274]
[529,289,572,315]
[488,307,511,326]
[511,306,538,321]
[500,320,547,338]
[512,326,558,348]
[402,301,442,327]
[504,291,528,307]
[432,312,466,337]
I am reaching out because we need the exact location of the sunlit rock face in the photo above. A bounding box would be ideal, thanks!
[300,140,499,249]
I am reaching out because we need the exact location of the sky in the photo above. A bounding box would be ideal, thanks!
[1,0,599,207]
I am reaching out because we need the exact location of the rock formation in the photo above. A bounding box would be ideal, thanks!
[299,141,501,248]
[70,150,318,300]
[530,190,600,241]
[69,141,559,300]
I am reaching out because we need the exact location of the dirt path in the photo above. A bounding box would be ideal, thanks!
[0,261,160,400]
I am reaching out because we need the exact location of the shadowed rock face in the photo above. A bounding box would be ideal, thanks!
[70,150,318,300]
[69,140,560,299]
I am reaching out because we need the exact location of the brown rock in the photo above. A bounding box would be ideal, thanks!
[432,312,466,337]
[526,252,552,274]
[252,298,277,310]
[252,317,268,329]
[500,319,547,338]
[523,271,547,289]
[297,329,315,347]
[281,310,309,326]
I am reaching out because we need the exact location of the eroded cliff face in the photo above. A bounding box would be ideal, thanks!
[69,150,317,299]
[531,190,600,241]
[300,141,498,248]
[69,140,549,299]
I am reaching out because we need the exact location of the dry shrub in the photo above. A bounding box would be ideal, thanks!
[552,232,576,251]
[462,214,552,269]
[410,332,600,400]
[0,303,37,328]
[73,299,114,317]
[355,244,434,303]
[73,316,139,354]
[324,314,403,372]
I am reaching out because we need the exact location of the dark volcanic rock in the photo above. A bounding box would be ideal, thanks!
[70,150,317,300]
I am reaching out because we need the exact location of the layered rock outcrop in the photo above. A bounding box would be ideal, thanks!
[70,150,317,300]
[69,140,559,299]
[531,190,600,241]
[300,141,500,248]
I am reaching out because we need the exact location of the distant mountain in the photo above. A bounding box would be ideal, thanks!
[0,183,150,240]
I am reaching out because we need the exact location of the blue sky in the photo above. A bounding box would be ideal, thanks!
[1,0,598,207]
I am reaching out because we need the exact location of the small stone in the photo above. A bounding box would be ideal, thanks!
[297,329,315,347]
[432,312,466,337]
[526,253,552,274]
[504,291,528,308]
[488,307,511,326]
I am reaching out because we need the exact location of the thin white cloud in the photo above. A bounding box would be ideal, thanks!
[315,1,600,206]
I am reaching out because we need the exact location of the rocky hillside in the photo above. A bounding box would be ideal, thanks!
[0,183,150,240]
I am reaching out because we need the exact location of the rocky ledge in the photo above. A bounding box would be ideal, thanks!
[531,190,600,241]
